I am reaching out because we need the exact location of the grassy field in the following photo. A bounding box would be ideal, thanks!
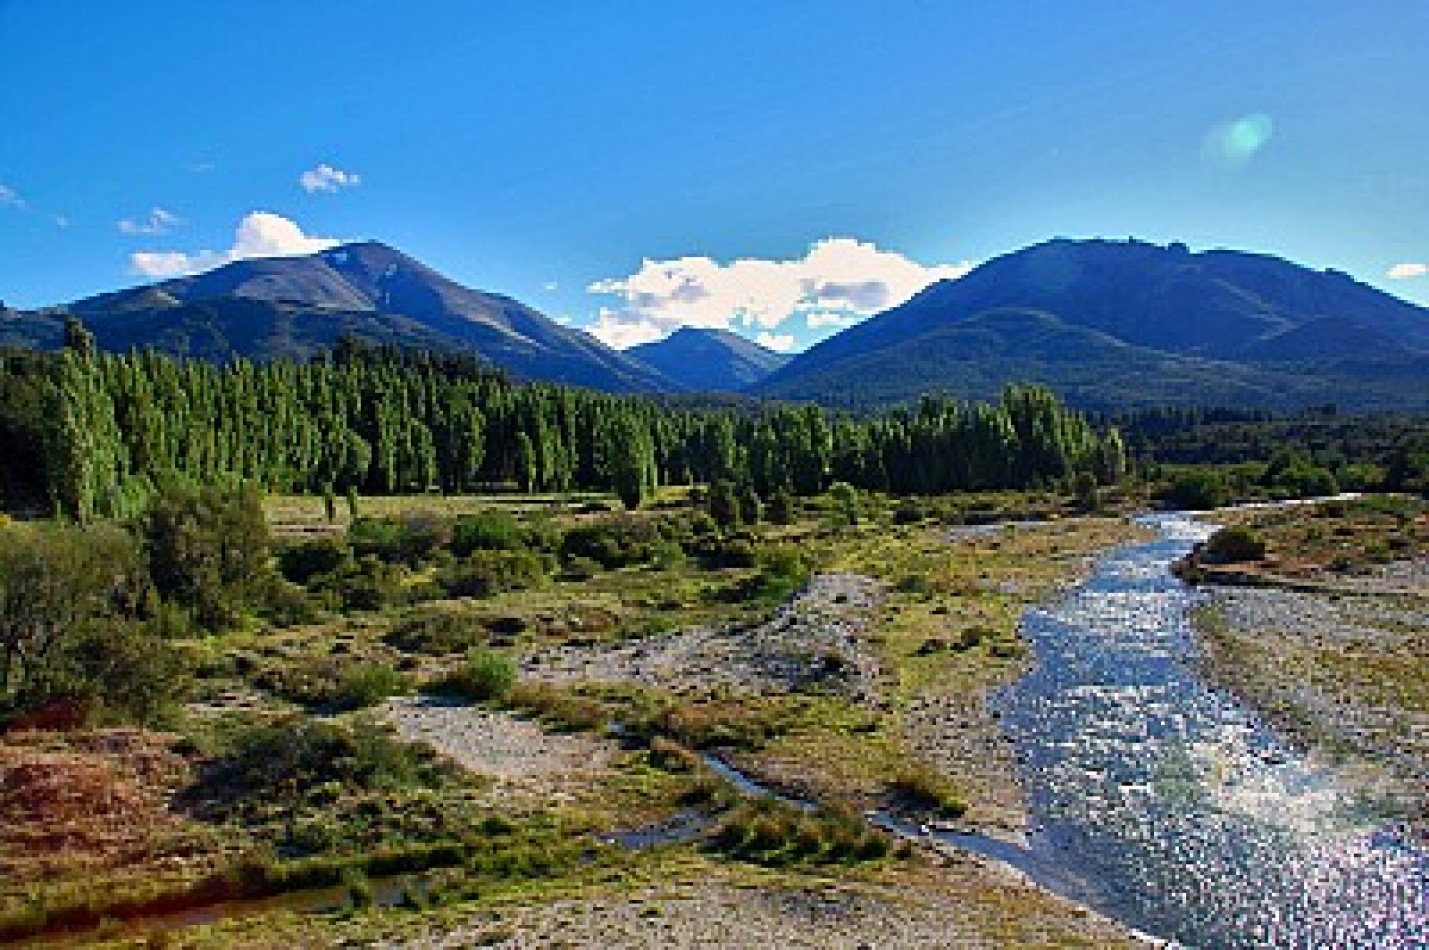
[0,486,1150,947]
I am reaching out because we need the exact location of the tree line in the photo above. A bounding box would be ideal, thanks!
[0,328,1128,520]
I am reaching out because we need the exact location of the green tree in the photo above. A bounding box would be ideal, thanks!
[707,479,741,530]
[144,484,272,629]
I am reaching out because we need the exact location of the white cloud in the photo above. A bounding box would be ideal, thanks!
[118,206,184,236]
[805,310,857,330]
[585,237,972,349]
[756,331,795,352]
[1387,262,1428,280]
[300,163,361,193]
[130,211,341,278]
[0,184,25,209]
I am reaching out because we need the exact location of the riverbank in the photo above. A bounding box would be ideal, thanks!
[1,492,1159,947]
[1186,495,1429,836]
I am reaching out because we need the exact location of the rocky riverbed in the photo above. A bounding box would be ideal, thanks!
[522,573,884,704]
[1197,576,1429,831]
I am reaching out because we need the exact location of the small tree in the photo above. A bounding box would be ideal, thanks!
[766,487,796,525]
[1203,526,1267,563]
[707,479,741,530]
[828,481,860,526]
[736,483,763,526]
[144,484,271,629]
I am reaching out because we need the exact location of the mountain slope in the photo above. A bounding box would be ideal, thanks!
[755,239,1429,410]
[7,242,676,393]
[627,327,790,391]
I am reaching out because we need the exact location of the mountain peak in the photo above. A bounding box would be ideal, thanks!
[629,326,790,392]
[30,242,678,393]
[755,237,1429,411]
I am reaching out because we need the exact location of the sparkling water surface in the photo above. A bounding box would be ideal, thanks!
[991,514,1428,949]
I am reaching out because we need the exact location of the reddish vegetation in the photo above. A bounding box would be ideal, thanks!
[0,729,202,882]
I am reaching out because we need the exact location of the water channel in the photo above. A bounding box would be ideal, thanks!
[988,513,1427,948]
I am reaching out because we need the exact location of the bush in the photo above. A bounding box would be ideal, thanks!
[748,545,811,602]
[451,511,525,556]
[560,516,662,568]
[888,765,967,819]
[332,663,409,710]
[445,649,517,702]
[319,557,408,612]
[1161,469,1231,510]
[706,798,893,867]
[144,484,271,630]
[199,717,430,802]
[766,488,797,526]
[1202,526,1267,563]
[436,549,550,598]
[385,611,486,654]
[276,537,352,585]
[0,521,188,726]
[893,499,925,524]
[349,515,451,566]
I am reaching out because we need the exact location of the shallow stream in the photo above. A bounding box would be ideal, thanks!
[989,513,1428,948]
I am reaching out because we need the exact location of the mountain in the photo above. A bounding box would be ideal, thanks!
[754,238,1429,411]
[627,327,790,391]
[0,242,675,393]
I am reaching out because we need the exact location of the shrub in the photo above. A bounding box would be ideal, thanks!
[1161,469,1231,510]
[199,717,431,803]
[451,511,525,555]
[888,765,967,819]
[747,546,811,602]
[0,521,189,726]
[349,515,451,566]
[706,798,893,867]
[1202,526,1267,563]
[446,649,517,702]
[560,516,663,568]
[765,488,797,526]
[827,482,860,526]
[276,537,351,585]
[144,484,271,630]
[320,556,408,612]
[332,663,409,710]
[385,611,486,654]
[437,549,550,598]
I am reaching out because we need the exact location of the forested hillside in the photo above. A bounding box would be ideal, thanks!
[0,328,1126,520]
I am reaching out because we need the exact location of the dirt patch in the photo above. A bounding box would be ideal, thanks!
[381,696,617,802]
[524,573,884,703]
[385,864,1148,949]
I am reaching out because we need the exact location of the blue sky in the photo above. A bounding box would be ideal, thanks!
[3,1,1427,351]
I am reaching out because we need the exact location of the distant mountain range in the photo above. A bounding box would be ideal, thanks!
[629,326,790,392]
[0,242,670,392]
[5,237,1428,410]
[753,239,1429,410]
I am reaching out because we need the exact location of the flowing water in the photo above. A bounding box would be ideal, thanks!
[990,513,1428,949]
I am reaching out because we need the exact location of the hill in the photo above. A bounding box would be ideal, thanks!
[0,242,676,393]
[627,327,790,391]
[754,239,1429,411]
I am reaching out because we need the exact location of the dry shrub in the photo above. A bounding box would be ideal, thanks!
[0,729,196,878]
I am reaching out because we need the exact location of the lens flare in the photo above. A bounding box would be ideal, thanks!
[1202,113,1275,168]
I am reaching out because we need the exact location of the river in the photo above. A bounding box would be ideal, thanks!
[988,513,1428,949]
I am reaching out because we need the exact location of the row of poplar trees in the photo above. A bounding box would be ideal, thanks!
[0,328,1127,521]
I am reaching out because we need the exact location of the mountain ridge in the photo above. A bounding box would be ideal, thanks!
[3,241,678,393]
[755,238,1429,410]
[627,327,790,391]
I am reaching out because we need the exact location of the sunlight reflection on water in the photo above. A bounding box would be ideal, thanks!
[992,514,1428,949]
